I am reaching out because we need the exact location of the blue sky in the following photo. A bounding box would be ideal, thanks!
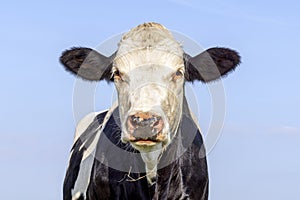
[1,0,300,199]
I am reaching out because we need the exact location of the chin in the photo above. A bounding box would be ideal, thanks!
[130,140,164,153]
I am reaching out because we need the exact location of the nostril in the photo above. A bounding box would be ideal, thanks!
[127,113,165,140]
[152,117,161,127]
[131,115,141,125]
[129,113,161,128]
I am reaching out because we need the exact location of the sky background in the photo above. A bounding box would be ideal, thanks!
[1,0,300,199]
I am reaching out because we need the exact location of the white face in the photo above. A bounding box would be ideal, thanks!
[112,23,185,153]
[113,49,185,152]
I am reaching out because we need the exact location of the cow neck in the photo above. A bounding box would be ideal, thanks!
[153,97,197,198]
[139,99,191,185]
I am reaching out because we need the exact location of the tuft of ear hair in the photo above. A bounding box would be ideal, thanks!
[60,47,115,81]
[184,47,241,82]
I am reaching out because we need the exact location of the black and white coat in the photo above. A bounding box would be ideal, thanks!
[60,22,240,200]
[63,98,208,200]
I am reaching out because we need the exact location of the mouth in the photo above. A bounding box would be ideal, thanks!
[127,132,166,147]
[133,140,158,146]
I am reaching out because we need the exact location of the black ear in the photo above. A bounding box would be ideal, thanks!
[184,47,241,82]
[60,47,115,81]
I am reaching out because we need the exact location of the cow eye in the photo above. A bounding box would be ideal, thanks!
[176,70,183,76]
[113,69,122,80]
[173,69,184,81]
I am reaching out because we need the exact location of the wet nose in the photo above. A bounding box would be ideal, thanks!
[127,112,164,139]
[130,115,159,127]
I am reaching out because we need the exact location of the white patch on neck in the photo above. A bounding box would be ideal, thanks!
[140,145,163,184]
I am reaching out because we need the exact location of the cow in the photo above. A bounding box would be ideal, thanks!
[60,22,240,200]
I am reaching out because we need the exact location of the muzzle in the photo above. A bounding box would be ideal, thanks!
[126,112,165,146]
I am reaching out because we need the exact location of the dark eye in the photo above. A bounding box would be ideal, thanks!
[175,70,183,76]
[113,69,122,80]
[173,69,184,81]
[114,69,120,77]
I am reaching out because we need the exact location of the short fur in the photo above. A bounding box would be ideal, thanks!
[184,48,241,82]
[60,47,115,81]
[60,22,241,200]
[64,99,208,200]
[60,23,241,83]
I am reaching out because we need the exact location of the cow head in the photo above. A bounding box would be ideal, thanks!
[60,23,240,154]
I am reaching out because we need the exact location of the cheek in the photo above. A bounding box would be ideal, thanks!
[168,82,184,108]
[115,83,130,118]
[163,84,184,128]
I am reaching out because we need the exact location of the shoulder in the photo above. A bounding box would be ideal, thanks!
[74,110,108,143]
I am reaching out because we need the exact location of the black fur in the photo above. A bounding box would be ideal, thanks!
[63,112,107,200]
[184,47,241,82]
[60,47,115,81]
[60,26,240,200]
[60,47,240,83]
[61,46,240,200]
[63,101,209,200]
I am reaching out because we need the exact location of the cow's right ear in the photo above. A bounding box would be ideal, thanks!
[60,47,115,81]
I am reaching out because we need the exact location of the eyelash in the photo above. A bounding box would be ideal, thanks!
[113,68,122,80]
[175,70,183,76]
[113,69,120,77]
[173,69,184,81]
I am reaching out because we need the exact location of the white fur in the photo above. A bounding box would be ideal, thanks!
[113,23,185,182]
[72,192,83,200]
[74,111,103,143]
[116,22,183,61]
[140,147,162,184]
[71,102,118,198]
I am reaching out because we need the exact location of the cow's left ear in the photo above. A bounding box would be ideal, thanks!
[184,47,241,82]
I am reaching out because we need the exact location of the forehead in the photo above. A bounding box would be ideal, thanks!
[114,23,184,72]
